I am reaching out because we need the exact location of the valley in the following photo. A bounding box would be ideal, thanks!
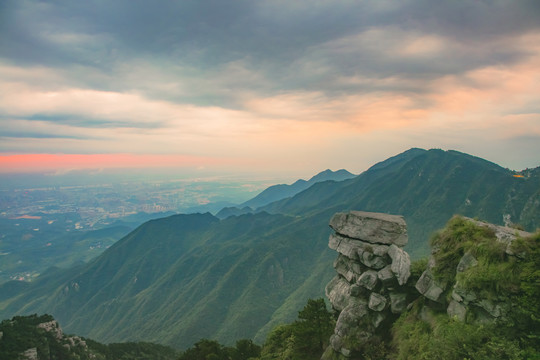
[0,176,272,283]
[1,148,538,352]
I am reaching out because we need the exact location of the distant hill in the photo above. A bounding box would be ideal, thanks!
[0,148,538,350]
[240,169,356,210]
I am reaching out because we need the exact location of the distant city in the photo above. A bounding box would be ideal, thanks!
[1,177,272,229]
[0,176,273,282]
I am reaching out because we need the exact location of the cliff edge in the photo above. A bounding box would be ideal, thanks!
[322,211,539,360]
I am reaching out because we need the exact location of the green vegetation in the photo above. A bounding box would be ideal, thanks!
[261,149,540,258]
[429,216,526,299]
[1,149,539,350]
[90,341,179,360]
[0,220,131,283]
[0,211,336,348]
[178,338,261,360]
[258,298,334,360]
[429,216,502,285]
[510,232,540,352]
[0,313,179,360]
[2,217,539,360]
[392,305,524,360]
[392,218,540,360]
[177,297,334,360]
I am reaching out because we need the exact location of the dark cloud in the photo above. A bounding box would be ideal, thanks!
[1,0,539,105]
[398,0,540,41]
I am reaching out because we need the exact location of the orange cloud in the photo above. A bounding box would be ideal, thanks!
[1,30,539,175]
[422,33,540,137]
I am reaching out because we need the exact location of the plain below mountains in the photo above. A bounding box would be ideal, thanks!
[0,148,539,350]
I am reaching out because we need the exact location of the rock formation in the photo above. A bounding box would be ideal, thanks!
[17,318,89,359]
[322,211,411,359]
[416,217,533,324]
[322,211,535,359]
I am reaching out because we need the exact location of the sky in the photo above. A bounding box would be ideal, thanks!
[1,0,540,179]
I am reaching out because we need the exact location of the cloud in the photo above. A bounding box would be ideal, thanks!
[0,1,539,174]
[2,1,538,108]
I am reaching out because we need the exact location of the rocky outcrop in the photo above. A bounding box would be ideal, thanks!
[415,257,446,302]
[323,211,411,359]
[417,217,533,324]
[322,212,537,359]
[22,348,38,360]
[19,319,89,359]
[466,218,531,258]
[37,320,63,340]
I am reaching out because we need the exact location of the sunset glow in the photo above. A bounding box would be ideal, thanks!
[0,154,224,173]
[1,1,539,176]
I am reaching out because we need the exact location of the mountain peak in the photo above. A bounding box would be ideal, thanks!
[367,148,427,172]
[308,169,356,183]
[240,168,356,210]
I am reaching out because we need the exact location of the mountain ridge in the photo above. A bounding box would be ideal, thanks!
[1,148,538,349]
[239,169,356,211]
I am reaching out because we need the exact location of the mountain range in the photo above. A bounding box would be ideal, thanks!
[239,169,356,210]
[0,148,538,349]
[215,169,356,219]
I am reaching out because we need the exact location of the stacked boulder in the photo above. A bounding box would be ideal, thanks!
[323,211,411,359]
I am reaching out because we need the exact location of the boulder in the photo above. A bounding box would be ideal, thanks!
[329,211,408,246]
[388,244,411,285]
[334,301,369,337]
[359,250,388,269]
[326,276,352,311]
[368,293,387,312]
[370,243,391,257]
[329,234,360,260]
[333,300,376,355]
[477,299,504,318]
[330,233,392,267]
[389,292,407,314]
[415,270,445,302]
[377,265,395,287]
[447,300,467,321]
[328,335,343,354]
[350,284,370,298]
[356,270,379,290]
[372,312,386,328]
[334,255,359,283]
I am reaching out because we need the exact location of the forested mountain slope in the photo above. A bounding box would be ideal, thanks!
[238,169,356,211]
[0,148,538,349]
[261,148,540,256]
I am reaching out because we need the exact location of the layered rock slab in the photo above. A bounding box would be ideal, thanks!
[329,211,408,246]
[323,211,411,359]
